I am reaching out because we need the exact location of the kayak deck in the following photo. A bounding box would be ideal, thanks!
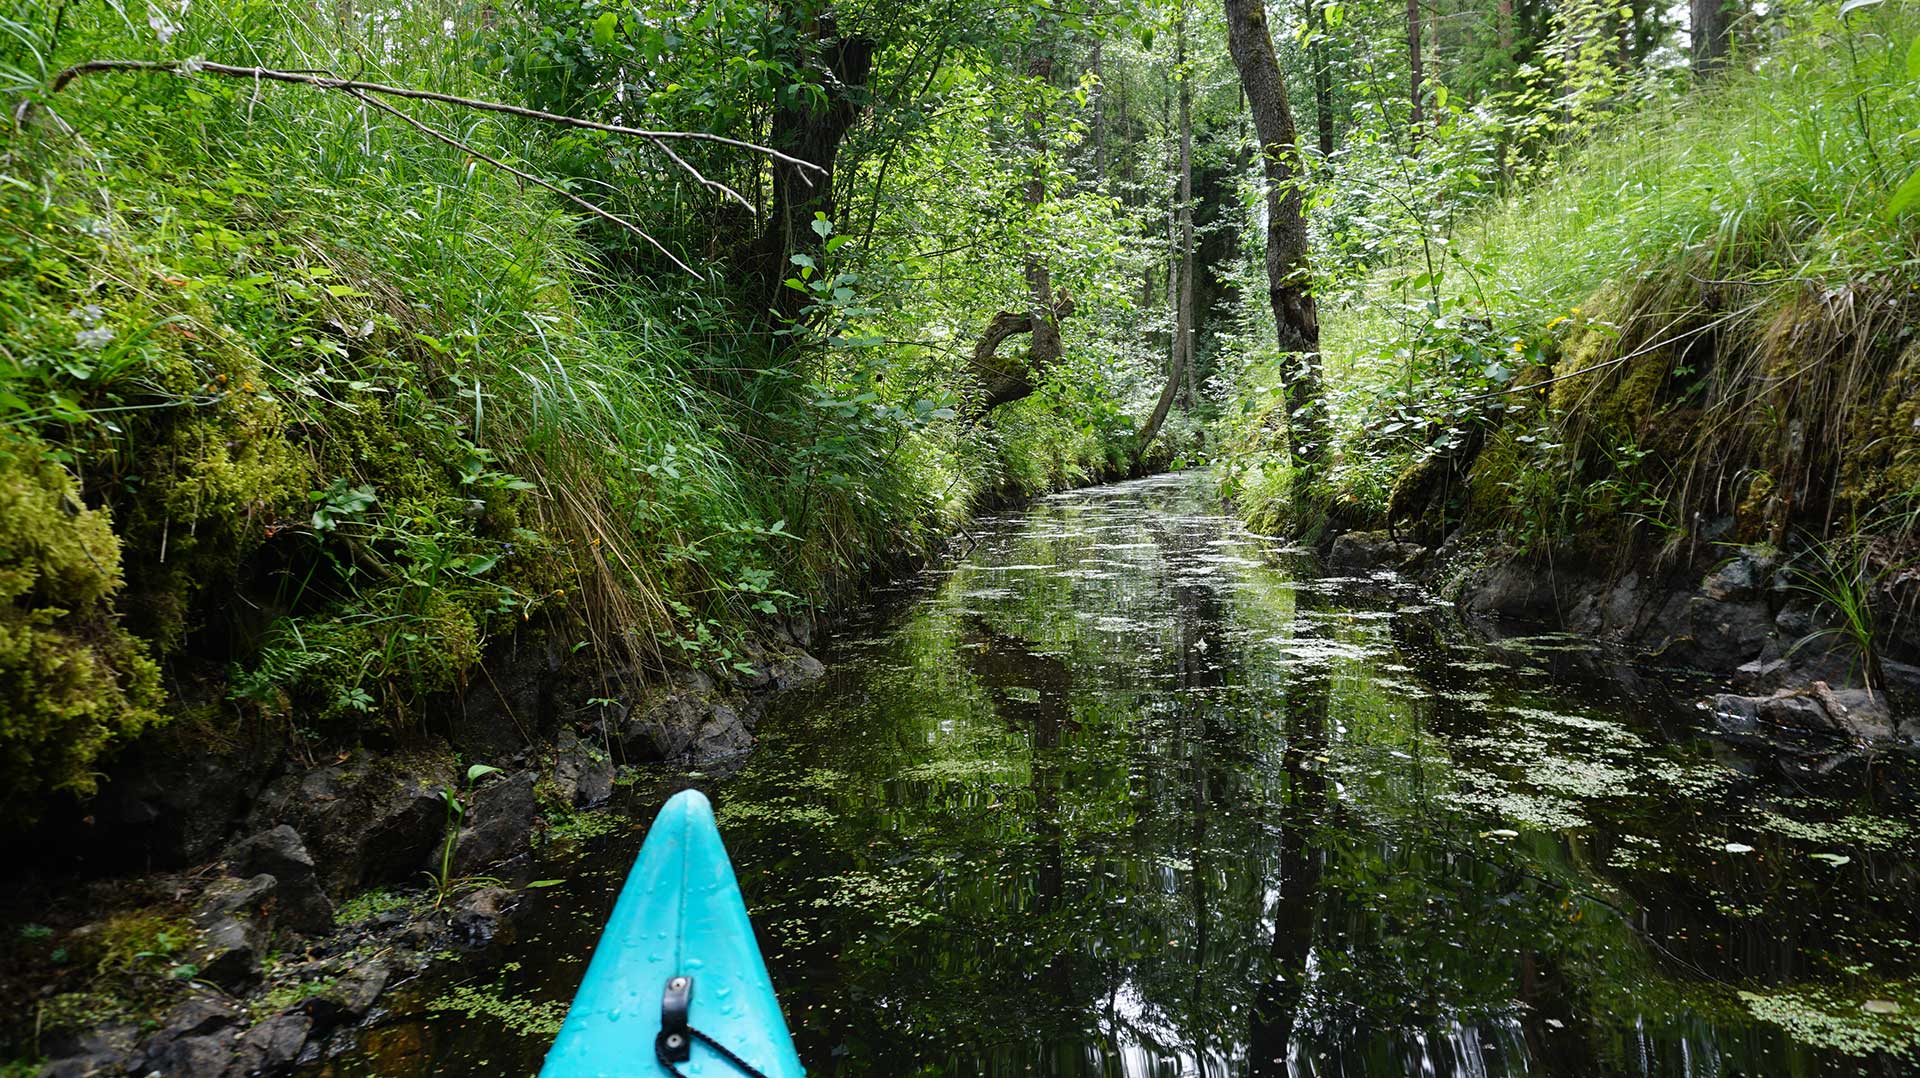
[542,789,804,1078]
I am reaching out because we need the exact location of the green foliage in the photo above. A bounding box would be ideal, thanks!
[79,912,199,979]
[1224,1,1920,559]
[1787,534,1889,694]
[332,888,423,927]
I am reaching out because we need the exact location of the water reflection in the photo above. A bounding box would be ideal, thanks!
[338,471,1919,1077]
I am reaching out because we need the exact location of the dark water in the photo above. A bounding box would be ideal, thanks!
[337,471,1920,1077]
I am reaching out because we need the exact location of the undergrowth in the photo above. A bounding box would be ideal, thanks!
[1223,2,1920,580]
[0,0,1134,824]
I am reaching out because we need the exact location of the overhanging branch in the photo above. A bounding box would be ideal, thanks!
[43,60,823,178]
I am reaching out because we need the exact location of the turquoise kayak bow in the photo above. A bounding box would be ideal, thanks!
[542,789,805,1078]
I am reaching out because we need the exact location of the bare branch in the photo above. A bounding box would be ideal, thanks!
[45,59,822,181]
[647,136,754,214]
[345,89,703,279]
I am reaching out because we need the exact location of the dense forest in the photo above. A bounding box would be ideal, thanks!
[2,0,1919,1072]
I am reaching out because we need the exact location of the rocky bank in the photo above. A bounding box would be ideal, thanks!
[1328,530,1919,747]
[2,625,827,1077]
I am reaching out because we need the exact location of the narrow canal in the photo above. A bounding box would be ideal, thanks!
[338,471,1920,1077]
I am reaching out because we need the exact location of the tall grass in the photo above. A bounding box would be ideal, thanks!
[1228,2,1920,550]
[0,0,1138,785]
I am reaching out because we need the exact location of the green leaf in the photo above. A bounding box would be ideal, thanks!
[1907,34,1920,79]
[467,763,504,783]
[528,879,567,888]
[591,11,618,46]
[1885,165,1920,218]
[810,215,834,239]
[1838,0,1884,20]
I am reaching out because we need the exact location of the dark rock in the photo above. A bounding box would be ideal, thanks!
[621,692,702,762]
[1774,595,1819,642]
[192,917,264,990]
[38,1022,140,1077]
[1733,657,1795,693]
[1602,572,1647,635]
[190,875,276,989]
[139,993,242,1075]
[93,737,280,867]
[1885,659,1920,701]
[397,915,439,949]
[230,1013,311,1075]
[310,963,390,1027]
[1710,682,1897,743]
[1680,597,1772,670]
[779,613,815,648]
[768,650,826,691]
[202,872,278,917]
[450,885,514,945]
[1701,548,1775,601]
[552,730,615,808]
[670,669,716,696]
[249,752,456,896]
[1463,563,1560,622]
[227,825,334,934]
[1813,684,1896,741]
[143,1032,236,1077]
[451,771,536,876]
[690,704,753,760]
[1329,531,1430,573]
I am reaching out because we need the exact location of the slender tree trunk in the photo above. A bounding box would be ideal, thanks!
[1091,30,1107,182]
[1406,0,1425,141]
[1024,34,1062,373]
[1222,0,1326,492]
[1691,0,1731,75]
[1311,0,1336,161]
[1140,3,1193,452]
[1498,0,1513,54]
[1178,34,1196,411]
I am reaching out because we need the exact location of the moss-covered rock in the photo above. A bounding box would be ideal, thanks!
[0,429,164,823]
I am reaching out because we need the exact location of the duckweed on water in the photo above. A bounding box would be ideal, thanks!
[715,799,838,830]
[427,985,568,1039]
[543,808,624,845]
[809,868,938,929]
[1738,982,1920,1057]
[1443,782,1591,831]
[1757,808,1915,851]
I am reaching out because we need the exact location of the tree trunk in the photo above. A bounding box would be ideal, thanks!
[1222,0,1326,489]
[966,296,1077,414]
[1311,0,1336,161]
[1691,0,1731,75]
[1498,0,1513,54]
[966,30,1071,417]
[750,11,875,326]
[1140,4,1193,453]
[1091,30,1107,182]
[1406,0,1425,141]
[1024,34,1062,375]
